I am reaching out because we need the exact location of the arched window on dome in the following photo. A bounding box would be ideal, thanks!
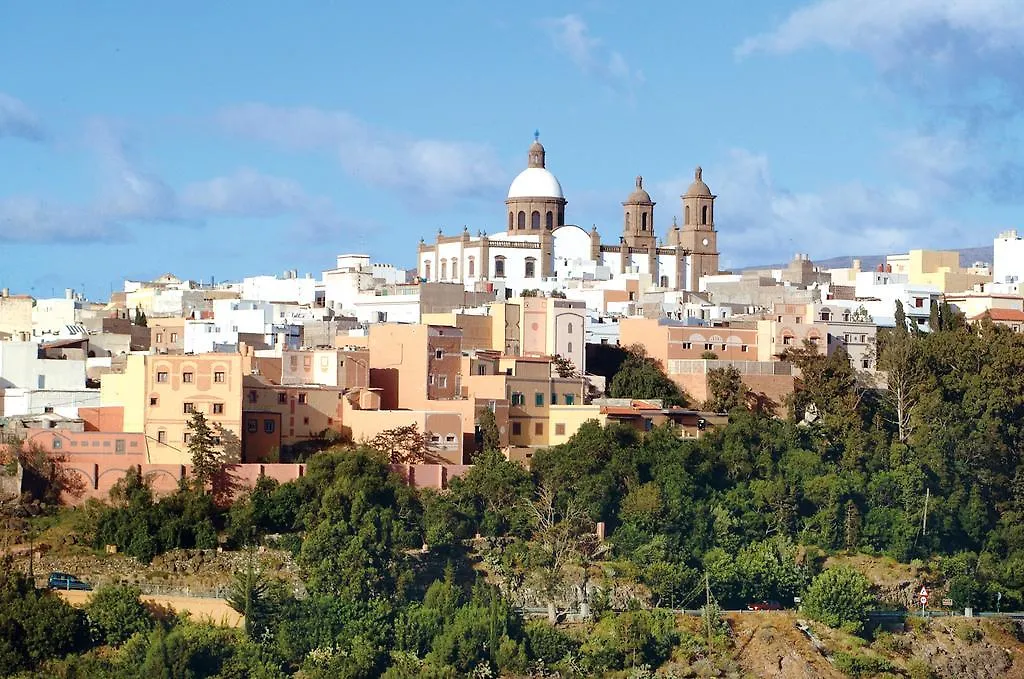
[685,205,691,225]
[531,211,540,229]
[467,256,475,277]
[494,256,506,278]
[545,211,553,230]
[701,205,708,225]
[423,261,431,281]
[641,213,648,231]
[451,259,458,280]
[508,212,513,231]
[440,260,447,280]
[517,211,526,230]
[524,257,536,278]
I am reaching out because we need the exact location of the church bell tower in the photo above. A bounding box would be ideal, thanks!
[678,166,719,291]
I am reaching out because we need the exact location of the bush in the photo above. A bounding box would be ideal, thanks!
[953,622,982,644]
[525,620,579,665]
[802,566,874,634]
[85,584,153,646]
[948,575,980,610]
[833,651,895,677]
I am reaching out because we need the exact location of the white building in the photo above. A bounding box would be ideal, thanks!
[321,254,408,315]
[853,271,941,329]
[994,230,1024,285]
[0,342,97,417]
[242,272,317,306]
[416,136,722,303]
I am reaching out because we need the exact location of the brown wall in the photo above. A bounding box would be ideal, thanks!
[78,406,125,433]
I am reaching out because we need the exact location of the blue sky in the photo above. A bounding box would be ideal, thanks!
[3,0,1024,299]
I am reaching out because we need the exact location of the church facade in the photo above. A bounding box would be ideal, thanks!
[417,136,720,297]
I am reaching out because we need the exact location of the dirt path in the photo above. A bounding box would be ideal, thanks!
[56,589,243,628]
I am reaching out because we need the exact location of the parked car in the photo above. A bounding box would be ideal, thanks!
[47,572,92,591]
[747,600,782,611]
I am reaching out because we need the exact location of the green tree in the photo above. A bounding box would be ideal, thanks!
[894,299,908,335]
[476,408,501,455]
[802,566,874,633]
[85,583,153,647]
[227,552,276,639]
[133,307,148,326]
[704,365,747,413]
[186,411,223,489]
[608,345,687,406]
[552,354,579,378]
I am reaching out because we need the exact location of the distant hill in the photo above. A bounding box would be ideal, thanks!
[743,245,994,272]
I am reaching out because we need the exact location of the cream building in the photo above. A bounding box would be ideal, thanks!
[417,135,720,298]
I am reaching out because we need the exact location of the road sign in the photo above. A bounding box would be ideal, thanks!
[942,598,953,607]
[919,587,929,607]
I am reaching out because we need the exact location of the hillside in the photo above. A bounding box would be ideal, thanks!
[741,245,994,272]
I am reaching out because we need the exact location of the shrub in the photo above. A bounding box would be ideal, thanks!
[802,566,874,634]
[525,620,579,665]
[85,584,153,647]
[833,651,895,677]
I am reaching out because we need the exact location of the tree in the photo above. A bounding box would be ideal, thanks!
[894,300,909,335]
[476,408,501,455]
[877,328,921,444]
[552,354,579,379]
[227,552,276,639]
[704,365,747,413]
[133,307,148,327]
[802,566,874,633]
[369,423,437,464]
[186,411,223,489]
[608,345,687,407]
[85,584,152,646]
[850,305,872,323]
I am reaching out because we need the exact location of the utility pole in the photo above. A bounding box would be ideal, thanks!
[922,487,930,537]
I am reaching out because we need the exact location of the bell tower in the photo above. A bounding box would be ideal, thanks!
[678,166,719,291]
[622,176,656,249]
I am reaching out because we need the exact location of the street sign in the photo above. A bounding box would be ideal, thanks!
[918,587,929,607]
[942,598,953,607]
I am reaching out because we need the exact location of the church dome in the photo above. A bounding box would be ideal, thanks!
[684,166,713,197]
[508,167,564,199]
[626,175,653,203]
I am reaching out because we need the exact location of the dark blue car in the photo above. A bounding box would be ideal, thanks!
[47,572,92,591]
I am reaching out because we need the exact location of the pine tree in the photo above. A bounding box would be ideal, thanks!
[186,411,222,489]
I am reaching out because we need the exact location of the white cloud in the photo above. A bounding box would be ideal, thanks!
[0,93,44,141]
[543,15,644,90]
[653,147,980,267]
[216,104,506,207]
[0,197,122,243]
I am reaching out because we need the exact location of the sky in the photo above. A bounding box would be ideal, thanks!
[3,0,1024,299]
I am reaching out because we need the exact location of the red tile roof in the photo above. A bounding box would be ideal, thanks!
[970,308,1024,322]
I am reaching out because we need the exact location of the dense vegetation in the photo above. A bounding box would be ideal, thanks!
[7,308,1024,676]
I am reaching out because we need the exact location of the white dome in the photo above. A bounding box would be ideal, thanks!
[507,167,564,200]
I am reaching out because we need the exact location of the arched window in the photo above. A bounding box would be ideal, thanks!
[494,256,506,278]
[685,205,691,225]
[423,261,431,280]
[660,275,668,288]
[440,260,447,280]
[701,205,708,225]
[508,212,513,230]
[517,211,526,229]
[557,208,564,226]
[625,211,630,229]
[451,259,458,280]
[567,322,573,333]
[531,211,540,229]
[524,257,536,278]
[567,341,573,354]
[467,256,475,277]
[641,213,648,231]
[546,211,553,229]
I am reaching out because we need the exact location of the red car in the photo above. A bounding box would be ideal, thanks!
[747,601,783,611]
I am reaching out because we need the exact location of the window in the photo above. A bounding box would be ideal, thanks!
[303,416,310,425]
[641,212,648,231]
[565,394,575,405]
[517,211,526,229]
[704,343,714,351]
[156,371,169,383]
[546,211,553,229]
[862,359,871,369]
[701,205,708,225]
[468,256,475,277]
[264,419,276,434]
[445,434,456,443]
[183,402,194,413]
[535,422,543,435]
[170,332,178,342]
[278,393,287,404]
[214,371,225,383]
[511,392,525,406]
[660,275,669,287]
[525,258,536,278]
[782,336,793,345]
[248,390,258,403]
[683,342,692,350]
[567,342,573,353]
[155,333,163,343]
[430,434,441,444]
[494,256,506,278]
[157,430,166,443]
[439,375,448,388]
[213,403,224,414]
[115,439,125,453]
[150,397,158,406]
[52,437,62,450]
[440,260,447,280]
[535,392,544,406]
[428,374,435,385]
[531,211,540,229]
[508,212,514,230]
[247,419,258,433]
[552,392,557,405]
[555,423,566,435]
[297,393,307,404]
[424,261,431,280]
[435,349,444,359]
[511,422,522,435]
[451,260,458,279]
[740,345,748,352]
[685,205,691,224]
[183,372,193,383]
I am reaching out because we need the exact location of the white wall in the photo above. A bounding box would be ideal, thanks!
[0,342,87,391]
[1,387,100,418]
[994,231,1024,284]
[242,275,316,305]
